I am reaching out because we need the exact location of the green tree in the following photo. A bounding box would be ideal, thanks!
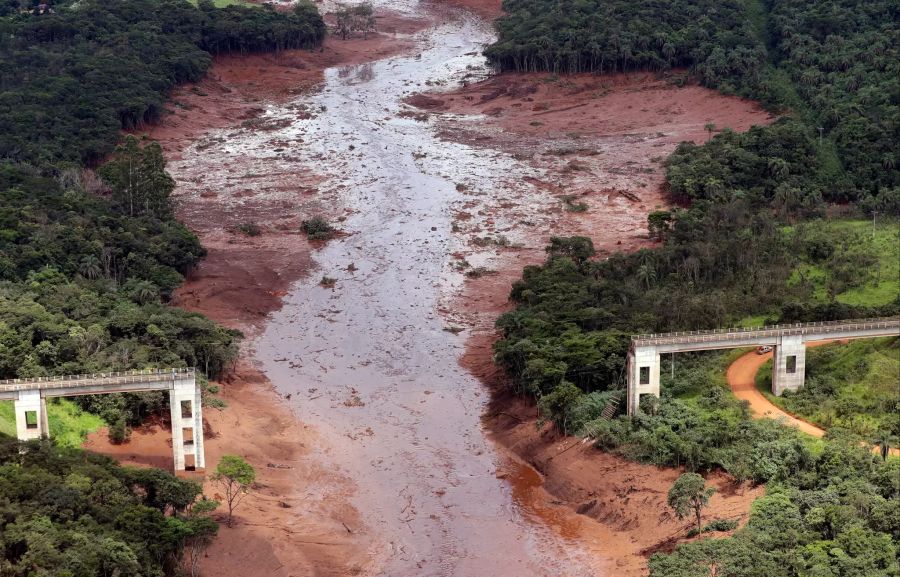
[647,210,673,241]
[872,431,895,462]
[99,136,175,218]
[184,498,220,577]
[667,473,716,533]
[212,455,256,527]
[545,236,595,263]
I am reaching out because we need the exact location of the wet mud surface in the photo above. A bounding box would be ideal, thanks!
[95,1,777,575]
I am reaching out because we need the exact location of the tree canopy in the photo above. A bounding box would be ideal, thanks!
[0,0,325,166]
[0,437,216,577]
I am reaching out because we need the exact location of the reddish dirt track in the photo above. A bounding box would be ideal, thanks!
[727,342,900,456]
[727,349,827,437]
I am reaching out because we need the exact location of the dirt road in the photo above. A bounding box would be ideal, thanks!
[726,349,826,437]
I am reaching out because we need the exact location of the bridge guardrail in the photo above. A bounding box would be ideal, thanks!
[0,368,195,393]
[632,317,900,347]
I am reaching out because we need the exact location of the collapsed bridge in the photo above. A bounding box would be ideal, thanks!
[627,317,900,415]
[0,368,204,471]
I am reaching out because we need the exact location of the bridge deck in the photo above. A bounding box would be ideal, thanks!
[632,317,899,350]
[0,368,195,400]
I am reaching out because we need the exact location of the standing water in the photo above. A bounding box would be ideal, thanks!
[231,6,603,576]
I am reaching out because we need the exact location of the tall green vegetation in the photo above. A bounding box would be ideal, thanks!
[0,0,326,568]
[486,0,768,93]
[487,0,899,203]
[765,0,899,198]
[0,0,325,402]
[490,0,900,573]
[758,337,900,439]
[0,0,325,165]
[0,437,218,576]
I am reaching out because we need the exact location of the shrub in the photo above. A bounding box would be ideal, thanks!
[108,417,131,444]
[238,222,262,236]
[302,216,335,240]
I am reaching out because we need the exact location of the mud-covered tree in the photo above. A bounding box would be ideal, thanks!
[334,3,375,40]
[667,473,716,533]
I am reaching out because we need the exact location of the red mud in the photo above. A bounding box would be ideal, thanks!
[87,15,432,577]
[85,10,777,577]
[144,11,430,330]
[414,71,773,573]
[435,0,503,20]
[87,362,370,577]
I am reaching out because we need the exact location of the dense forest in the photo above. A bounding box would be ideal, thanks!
[490,0,899,574]
[0,0,325,165]
[0,0,325,572]
[486,0,898,202]
[0,438,217,576]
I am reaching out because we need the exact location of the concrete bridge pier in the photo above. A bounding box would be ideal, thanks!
[772,335,806,396]
[14,390,49,440]
[626,345,660,415]
[169,377,205,471]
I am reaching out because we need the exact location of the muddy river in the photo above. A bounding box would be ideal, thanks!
[219,5,609,577]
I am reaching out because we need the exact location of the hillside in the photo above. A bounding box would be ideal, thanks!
[0,0,325,573]
[488,0,900,574]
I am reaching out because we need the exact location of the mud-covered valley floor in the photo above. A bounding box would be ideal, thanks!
[86,1,775,575]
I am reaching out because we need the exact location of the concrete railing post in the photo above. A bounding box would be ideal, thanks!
[627,345,660,415]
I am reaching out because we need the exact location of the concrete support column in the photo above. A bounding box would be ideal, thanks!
[169,376,204,471]
[626,345,660,415]
[773,335,806,396]
[14,390,48,440]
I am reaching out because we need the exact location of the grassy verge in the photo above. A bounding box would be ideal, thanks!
[0,399,105,448]
[785,219,900,307]
[756,337,899,437]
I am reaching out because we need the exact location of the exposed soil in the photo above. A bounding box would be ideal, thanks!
[87,362,371,577]
[142,10,430,331]
[87,14,434,577]
[488,389,764,571]
[409,71,775,572]
[434,0,503,20]
[85,4,779,576]
[728,346,828,437]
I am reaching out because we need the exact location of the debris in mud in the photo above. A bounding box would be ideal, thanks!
[343,388,365,407]
[404,93,445,109]
[241,116,293,131]
[465,266,497,278]
[266,463,294,469]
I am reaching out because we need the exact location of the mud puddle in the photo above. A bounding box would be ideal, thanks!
[236,7,608,577]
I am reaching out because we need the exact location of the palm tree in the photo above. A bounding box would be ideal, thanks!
[130,281,159,305]
[704,122,716,142]
[637,263,657,289]
[767,157,790,179]
[872,431,896,461]
[78,255,102,280]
